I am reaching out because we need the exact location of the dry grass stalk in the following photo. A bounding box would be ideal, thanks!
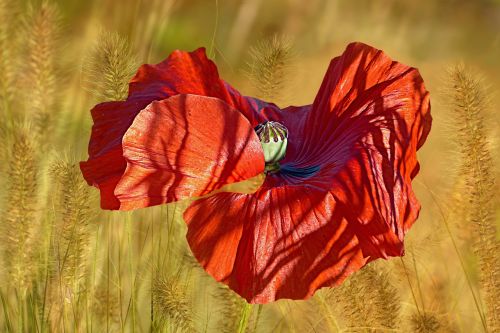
[1,125,39,294]
[91,284,121,331]
[446,172,474,238]
[0,0,18,110]
[410,312,442,333]
[46,159,93,330]
[246,34,293,101]
[327,264,400,332]
[23,0,60,135]
[152,270,195,332]
[83,30,137,102]
[49,160,93,297]
[448,65,499,332]
[0,121,12,175]
[214,284,246,333]
[131,0,176,61]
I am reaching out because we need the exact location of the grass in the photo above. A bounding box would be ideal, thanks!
[0,0,499,332]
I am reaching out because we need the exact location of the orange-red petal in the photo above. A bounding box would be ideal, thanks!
[182,42,431,303]
[184,188,367,304]
[128,47,280,125]
[80,47,276,210]
[80,98,152,209]
[82,94,264,209]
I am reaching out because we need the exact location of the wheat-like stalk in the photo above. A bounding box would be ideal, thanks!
[49,159,93,296]
[46,159,94,331]
[213,284,247,333]
[246,34,293,101]
[1,124,39,294]
[448,65,499,332]
[22,0,60,135]
[327,264,400,332]
[0,0,18,112]
[0,120,12,175]
[446,171,474,238]
[409,311,443,333]
[152,270,195,332]
[83,30,137,102]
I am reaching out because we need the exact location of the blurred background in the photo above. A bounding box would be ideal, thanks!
[0,0,499,332]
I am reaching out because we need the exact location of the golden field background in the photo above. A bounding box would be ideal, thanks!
[0,0,499,332]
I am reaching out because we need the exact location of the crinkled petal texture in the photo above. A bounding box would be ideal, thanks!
[128,47,280,125]
[80,48,275,209]
[183,42,432,303]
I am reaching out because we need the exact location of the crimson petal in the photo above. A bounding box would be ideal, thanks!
[81,47,276,209]
[80,98,152,209]
[82,94,264,209]
[183,42,431,303]
[129,47,280,125]
[185,188,367,304]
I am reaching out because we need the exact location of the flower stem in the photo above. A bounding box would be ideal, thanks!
[237,302,252,333]
[252,304,263,333]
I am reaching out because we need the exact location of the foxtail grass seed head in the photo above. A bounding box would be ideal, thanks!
[246,34,293,101]
[152,272,195,332]
[327,264,400,331]
[83,30,137,102]
[214,285,246,333]
[447,65,499,332]
[23,0,60,135]
[1,125,39,294]
[0,0,19,107]
[410,312,442,333]
[49,159,93,296]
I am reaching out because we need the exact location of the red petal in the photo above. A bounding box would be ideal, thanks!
[117,94,265,209]
[300,42,431,162]
[281,42,431,251]
[80,98,152,209]
[184,187,367,304]
[182,42,431,303]
[129,47,279,126]
[81,48,278,209]
[129,47,228,101]
[82,94,264,210]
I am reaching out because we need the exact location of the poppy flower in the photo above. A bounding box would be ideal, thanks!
[80,42,431,304]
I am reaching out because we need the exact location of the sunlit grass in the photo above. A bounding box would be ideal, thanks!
[0,0,499,332]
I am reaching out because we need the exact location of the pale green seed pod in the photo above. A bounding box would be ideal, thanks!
[255,121,288,172]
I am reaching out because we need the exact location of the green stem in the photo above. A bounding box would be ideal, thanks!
[209,0,219,58]
[237,302,252,333]
[17,291,23,333]
[400,257,421,316]
[90,224,100,332]
[251,304,263,333]
[150,210,154,330]
[411,250,426,312]
[118,221,124,331]
[107,218,111,333]
[126,214,136,333]
[41,222,54,333]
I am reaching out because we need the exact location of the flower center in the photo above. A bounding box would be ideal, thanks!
[255,121,288,173]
